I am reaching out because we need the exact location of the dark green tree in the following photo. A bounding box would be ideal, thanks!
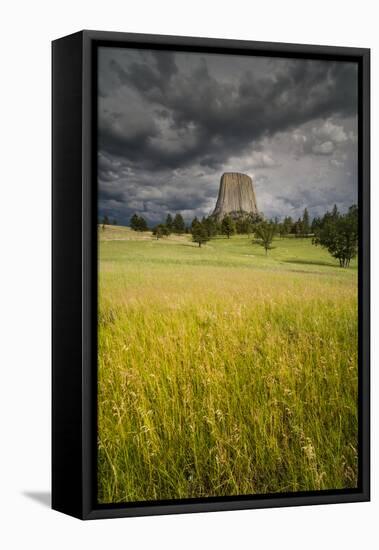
[302,208,310,236]
[312,205,358,267]
[317,205,340,233]
[166,214,173,234]
[245,220,253,236]
[221,215,236,239]
[130,213,140,231]
[311,216,322,233]
[235,217,253,234]
[190,217,199,233]
[253,221,276,255]
[203,216,218,238]
[152,224,169,239]
[283,216,293,235]
[331,204,339,219]
[172,213,185,234]
[191,221,210,247]
[249,212,264,225]
[113,219,118,226]
[130,214,148,231]
[293,218,303,238]
[137,216,148,231]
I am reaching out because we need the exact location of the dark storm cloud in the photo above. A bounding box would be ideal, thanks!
[99,51,357,171]
[109,50,178,92]
[98,47,358,225]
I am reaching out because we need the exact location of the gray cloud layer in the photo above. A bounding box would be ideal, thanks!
[98,47,358,225]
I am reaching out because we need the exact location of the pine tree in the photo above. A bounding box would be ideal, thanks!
[311,216,322,233]
[302,208,310,236]
[191,221,210,247]
[221,215,236,239]
[137,216,148,231]
[130,214,148,231]
[203,216,218,238]
[283,216,293,235]
[130,213,140,231]
[166,214,173,234]
[190,217,199,233]
[332,204,339,219]
[172,213,185,234]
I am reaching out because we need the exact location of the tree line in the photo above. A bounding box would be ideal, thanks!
[146,208,314,243]
[126,204,358,267]
[148,212,265,246]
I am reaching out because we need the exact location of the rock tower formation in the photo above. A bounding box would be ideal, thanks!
[211,172,258,220]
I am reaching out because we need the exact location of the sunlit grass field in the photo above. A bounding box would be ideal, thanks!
[97,225,358,503]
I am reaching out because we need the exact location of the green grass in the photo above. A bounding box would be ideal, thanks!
[97,225,358,503]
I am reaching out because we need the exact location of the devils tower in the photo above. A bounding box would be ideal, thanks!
[211,172,258,220]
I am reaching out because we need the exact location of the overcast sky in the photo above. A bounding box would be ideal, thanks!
[98,46,358,226]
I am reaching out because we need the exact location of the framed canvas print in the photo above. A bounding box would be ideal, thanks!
[52,30,370,519]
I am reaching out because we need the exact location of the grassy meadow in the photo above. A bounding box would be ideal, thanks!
[97,225,358,503]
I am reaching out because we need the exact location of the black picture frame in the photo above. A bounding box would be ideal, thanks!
[52,30,370,520]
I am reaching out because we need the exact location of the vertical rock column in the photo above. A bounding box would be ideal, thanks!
[212,172,258,219]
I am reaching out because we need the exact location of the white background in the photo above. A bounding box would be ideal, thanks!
[0,1,377,548]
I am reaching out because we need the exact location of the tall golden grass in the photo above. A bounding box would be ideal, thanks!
[97,228,358,503]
